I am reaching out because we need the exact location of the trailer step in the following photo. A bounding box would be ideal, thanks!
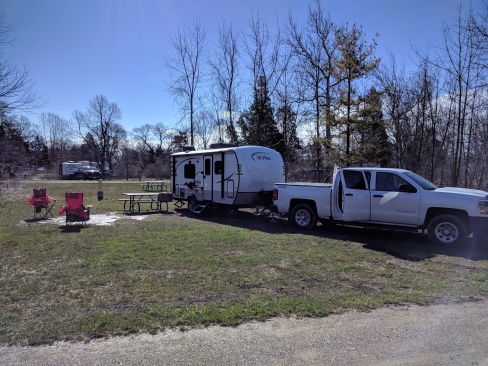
[190,200,211,214]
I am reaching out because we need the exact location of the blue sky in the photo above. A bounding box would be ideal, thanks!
[1,0,479,132]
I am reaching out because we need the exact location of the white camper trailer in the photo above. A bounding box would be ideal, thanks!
[171,145,285,213]
[59,161,100,180]
[59,161,84,179]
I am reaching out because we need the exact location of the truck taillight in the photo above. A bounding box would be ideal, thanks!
[272,188,278,201]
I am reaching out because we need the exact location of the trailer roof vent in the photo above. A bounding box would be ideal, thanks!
[183,145,196,152]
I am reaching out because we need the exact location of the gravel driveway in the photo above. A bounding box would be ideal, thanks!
[1,300,487,366]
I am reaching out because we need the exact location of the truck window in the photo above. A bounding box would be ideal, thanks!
[343,170,367,190]
[376,172,408,191]
[184,162,196,179]
[404,171,437,190]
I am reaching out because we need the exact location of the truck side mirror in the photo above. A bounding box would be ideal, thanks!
[399,183,417,193]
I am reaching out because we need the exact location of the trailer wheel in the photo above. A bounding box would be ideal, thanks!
[187,195,199,211]
[290,204,317,229]
[427,214,467,246]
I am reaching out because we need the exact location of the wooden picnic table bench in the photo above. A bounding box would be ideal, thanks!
[120,192,172,213]
[141,181,168,192]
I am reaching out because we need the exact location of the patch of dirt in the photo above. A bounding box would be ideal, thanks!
[18,213,150,227]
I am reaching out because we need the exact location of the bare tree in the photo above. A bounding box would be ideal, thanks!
[165,19,207,147]
[210,21,240,143]
[38,112,71,165]
[0,11,39,112]
[133,123,156,160]
[194,108,216,149]
[73,94,126,175]
[106,122,126,175]
[206,83,228,143]
[118,136,139,180]
[152,123,173,178]
[153,123,173,152]
[375,54,413,169]
[132,123,156,176]
[436,6,483,185]
[471,0,488,79]
[244,12,284,99]
[238,12,289,158]
[287,1,340,180]
[132,123,175,178]
[274,47,304,179]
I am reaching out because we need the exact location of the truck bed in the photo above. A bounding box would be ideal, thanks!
[273,182,333,220]
[275,182,333,187]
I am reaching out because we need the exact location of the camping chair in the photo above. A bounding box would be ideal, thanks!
[59,192,92,226]
[27,188,57,219]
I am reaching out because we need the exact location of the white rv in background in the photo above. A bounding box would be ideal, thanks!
[171,145,285,213]
[59,161,100,180]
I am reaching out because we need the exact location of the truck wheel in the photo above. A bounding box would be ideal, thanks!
[290,204,317,229]
[427,214,467,246]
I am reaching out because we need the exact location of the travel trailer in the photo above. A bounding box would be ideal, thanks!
[171,145,285,213]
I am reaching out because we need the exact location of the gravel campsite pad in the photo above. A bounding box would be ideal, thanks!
[1,300,488,365]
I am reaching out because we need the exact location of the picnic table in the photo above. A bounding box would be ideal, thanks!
[120,192,172,213]
[141,181,168,192]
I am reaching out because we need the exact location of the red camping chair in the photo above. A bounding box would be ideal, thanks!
[59,192,92,225]
[27,188,57,219]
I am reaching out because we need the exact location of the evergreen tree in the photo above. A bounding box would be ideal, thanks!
[335,23,380,164]
[0,113,30,168]
[171,131,189,152]
[29,135,49,168]
[238,76,285,154]
[354,87,391,167]
[275,103,301,164]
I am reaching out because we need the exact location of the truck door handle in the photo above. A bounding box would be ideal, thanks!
[345,193,353,196]
[373,194,383,198]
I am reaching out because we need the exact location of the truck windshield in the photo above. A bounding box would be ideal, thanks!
[404,172,437,190]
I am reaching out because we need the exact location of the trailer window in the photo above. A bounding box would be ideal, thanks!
[184,162,196,178]
[204,159,211,175]
[215,161,223,175]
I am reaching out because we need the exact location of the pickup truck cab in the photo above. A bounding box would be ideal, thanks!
[272,168,488,246]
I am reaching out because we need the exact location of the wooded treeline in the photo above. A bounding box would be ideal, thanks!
[2,2,488,189]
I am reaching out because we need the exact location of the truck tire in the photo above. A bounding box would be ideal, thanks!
[427,214,468,246]
[290,204,317,229]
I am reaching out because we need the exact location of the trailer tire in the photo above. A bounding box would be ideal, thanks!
[427,214,467,246]
[187,195,199,211]
[290,204,317,229]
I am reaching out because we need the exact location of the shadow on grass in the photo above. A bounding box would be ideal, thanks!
[58,224,89,233]
[362,233,488,262]
[177,207,488,262]
[23,218,51,223]
[123,210,175,217]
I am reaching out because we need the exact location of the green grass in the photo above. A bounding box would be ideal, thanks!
[0,179,487,345]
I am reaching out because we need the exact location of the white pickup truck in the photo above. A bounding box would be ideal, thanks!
[272,168,488,246]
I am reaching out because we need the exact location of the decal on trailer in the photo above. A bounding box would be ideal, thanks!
[251,152,271,161]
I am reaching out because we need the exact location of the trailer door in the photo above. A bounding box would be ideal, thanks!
[203,155,213,201]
